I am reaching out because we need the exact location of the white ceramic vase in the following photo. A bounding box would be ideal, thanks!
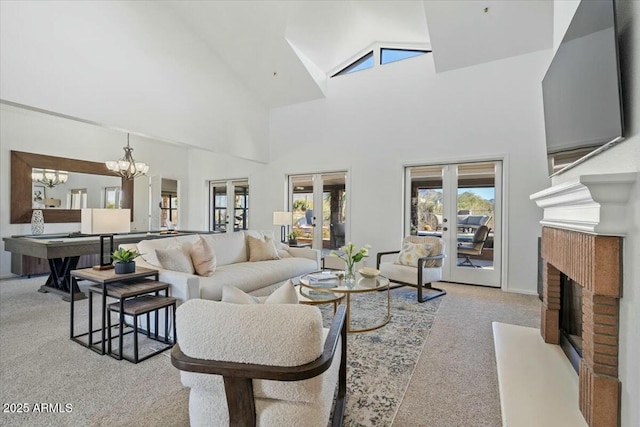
[31,209,45,235]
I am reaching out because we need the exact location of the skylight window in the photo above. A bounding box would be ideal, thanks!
[380,48,430,65]
[331,51,374,77]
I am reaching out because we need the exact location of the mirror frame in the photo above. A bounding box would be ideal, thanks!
[11,150,133,224]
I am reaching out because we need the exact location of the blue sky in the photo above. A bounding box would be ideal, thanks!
[459,187,495,201]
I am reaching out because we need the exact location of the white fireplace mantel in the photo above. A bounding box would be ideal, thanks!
[530,173,638,236]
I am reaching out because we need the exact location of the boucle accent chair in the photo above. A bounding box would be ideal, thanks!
[171,299,347,427]
[376,235,446,303]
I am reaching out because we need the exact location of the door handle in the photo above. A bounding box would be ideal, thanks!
[443,227,448,231]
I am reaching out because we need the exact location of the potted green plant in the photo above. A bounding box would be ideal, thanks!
[287,231,299,245]
[111,247,140,274]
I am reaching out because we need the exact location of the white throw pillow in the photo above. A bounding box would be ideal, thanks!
[247,235,280,262]
[222,285,259,304]
[277,242,292,259]
[222,280,298,305]
[395,241,434,268]
[156,244,195,274]
[137,237,179,267]
[190,236,216,277]
[264,280,298,304]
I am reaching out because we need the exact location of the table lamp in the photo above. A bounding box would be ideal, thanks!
[81,208,131,270]
[272,211,292,243]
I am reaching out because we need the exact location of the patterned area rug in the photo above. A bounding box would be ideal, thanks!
[320,287,442,427]
[0,276,440,426]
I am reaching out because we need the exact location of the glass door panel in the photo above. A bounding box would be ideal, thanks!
[406,161,502,287]
[322,172,346,250]
[233,180,249,231]
[289,172,348,250]
[209,179,250,232]
[406,166,444,237]
[290,175,314,245]
[210,182,228,232]
[448,161,501,286]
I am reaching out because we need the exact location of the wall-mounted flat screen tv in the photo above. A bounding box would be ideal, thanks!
[542,0,624,175]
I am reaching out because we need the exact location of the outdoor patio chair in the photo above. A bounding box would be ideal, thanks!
[331,223,346,248]
[376,235,446,303]
[457,225,490,268]
[171,299,347,427]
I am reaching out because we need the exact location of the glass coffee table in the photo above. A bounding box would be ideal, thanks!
[299,271,390,333]
[295,284,344,314]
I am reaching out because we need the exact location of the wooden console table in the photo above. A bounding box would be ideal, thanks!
[2,231,198,301]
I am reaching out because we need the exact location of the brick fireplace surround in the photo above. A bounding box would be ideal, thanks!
[531,172,636,427]
[541,227,621,427]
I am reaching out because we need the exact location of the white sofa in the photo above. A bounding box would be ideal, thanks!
[119,230,320,303]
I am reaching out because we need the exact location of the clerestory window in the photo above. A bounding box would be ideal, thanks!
[331,51,374,77]
[331,47,431,78]
[380,48,430,65]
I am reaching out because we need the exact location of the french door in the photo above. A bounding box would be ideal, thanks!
[288,172,348,250]
[209,179,249,232]
[405,161,502,287]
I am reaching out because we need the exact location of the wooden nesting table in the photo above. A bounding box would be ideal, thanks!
[69,267,175,361]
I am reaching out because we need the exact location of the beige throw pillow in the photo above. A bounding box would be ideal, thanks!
[190,236,216,277]
[247,235,280,262]
[395,242,434,268]
[222,280,298,305]
[156,245,195,274]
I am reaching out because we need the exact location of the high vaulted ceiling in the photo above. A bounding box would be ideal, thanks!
[165,0,553,109]
[0,0,554,159]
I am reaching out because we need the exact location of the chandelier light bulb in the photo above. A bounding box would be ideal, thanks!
[105,133,149,180]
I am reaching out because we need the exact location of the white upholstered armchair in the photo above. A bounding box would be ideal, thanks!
[171,299,347,427]
[376,235,446,303]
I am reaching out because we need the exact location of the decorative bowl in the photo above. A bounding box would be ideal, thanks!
[358,267,380,279]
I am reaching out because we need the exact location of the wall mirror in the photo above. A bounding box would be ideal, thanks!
[11,151,133,224]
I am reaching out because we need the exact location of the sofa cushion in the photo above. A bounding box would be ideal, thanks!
[247,235,280,262]
[190,236,216,277]
[156,245,195,274]
[200,232,248,267]
[395,241,433,267]
[199,258,318,301]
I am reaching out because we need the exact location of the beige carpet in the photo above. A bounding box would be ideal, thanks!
[393,282,540,427]
[0,277,539,427]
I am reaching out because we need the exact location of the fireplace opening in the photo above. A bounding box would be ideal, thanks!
[560,274,582,373]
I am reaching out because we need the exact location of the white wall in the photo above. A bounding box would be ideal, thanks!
[0,1,268,162]
[0,103,190,278]
[548,1,639,426]
[269,50,551,294]
[179,49,552,294]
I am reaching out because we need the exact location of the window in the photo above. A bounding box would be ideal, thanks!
[331,51,374,77]
[160,192,178,228]
[70,188,87,209]
[209,179,249,232]
[104,187,121,209]
[380,48,430,65]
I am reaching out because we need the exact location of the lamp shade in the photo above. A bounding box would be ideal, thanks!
[273,211,292,226]
[81,209,131,234]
